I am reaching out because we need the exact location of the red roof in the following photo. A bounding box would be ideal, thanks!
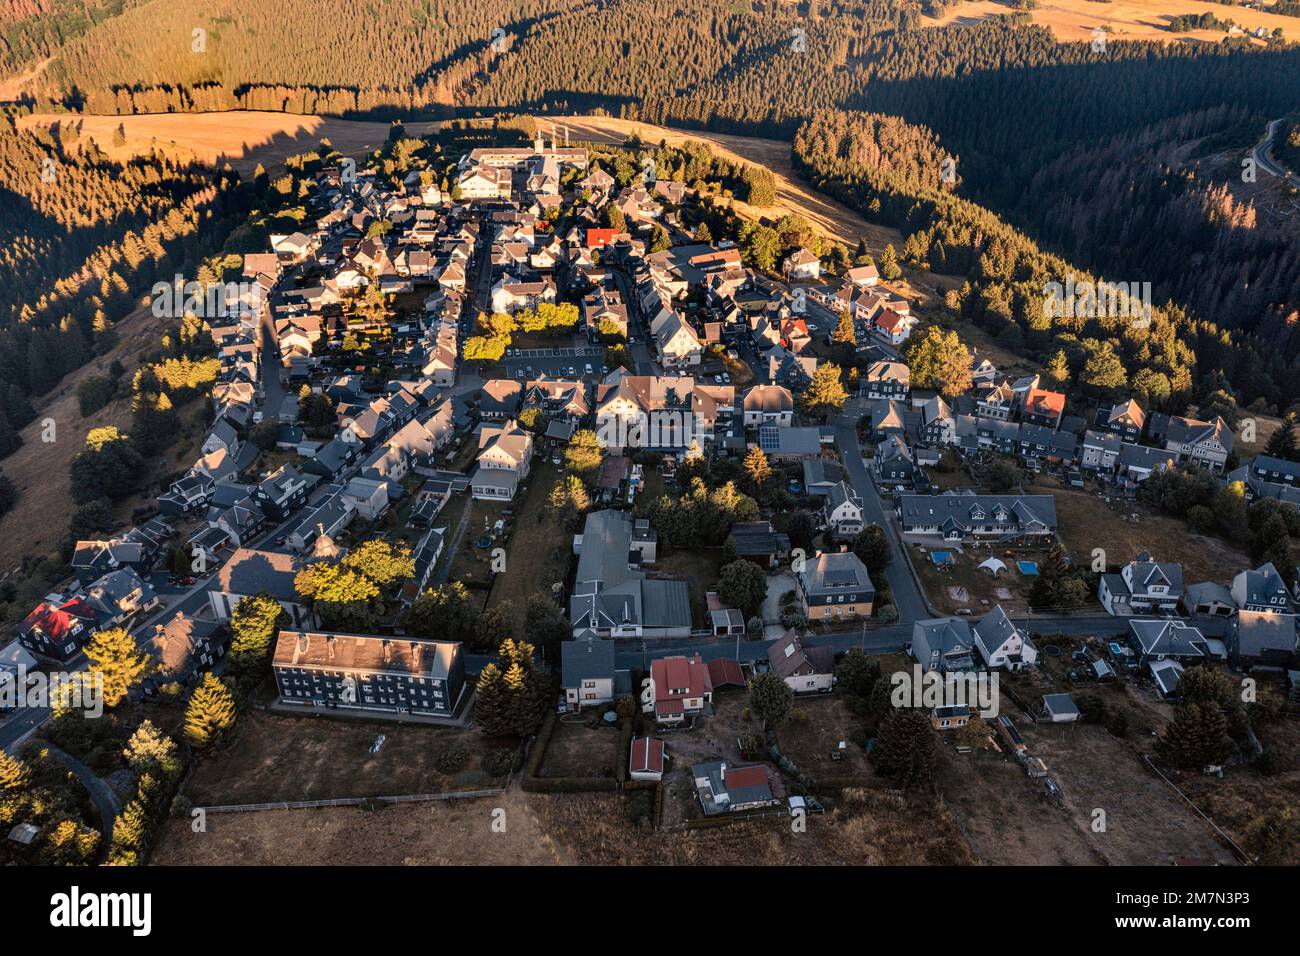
[877,309,908,332]
[652,654,712,703]
[656,699,684,717]
[724,765,769,791]
[706,658,744,687]
[630,737,665,774]
[1025,387,1065,416]
[585,228,619,248]
[20,597,95,642]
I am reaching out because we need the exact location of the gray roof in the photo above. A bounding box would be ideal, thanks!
[896,493,1057,534]
[1128,619,1206,658]
[1043,693,1079,717]
[1229,610,1297,660]
[799,551,873,599]
[561,636,616,687]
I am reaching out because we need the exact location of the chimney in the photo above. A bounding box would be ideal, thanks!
[326,635,335,661]
[411,642,423,667]
[297,633,310,655]
[383,640,392,663]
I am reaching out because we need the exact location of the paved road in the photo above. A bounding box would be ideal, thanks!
[45,743,122,851]
[833,415,931,623]
[1253,118,1300,189]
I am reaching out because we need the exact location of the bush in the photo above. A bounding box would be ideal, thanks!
[483,748,518,777]
[435,746,470,774]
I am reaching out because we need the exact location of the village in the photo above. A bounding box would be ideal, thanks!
[2,121,1298,867]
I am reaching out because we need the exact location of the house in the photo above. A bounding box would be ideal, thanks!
[1080,429,1122,473]
[896,493,1057,542]
[81,568,160,628]
[1096,399,1146,442]
[1148,659,1185,699]
[254,464,311,521]
[141,612,227,693]
[1126,618,1208,666]
[742,385,794,428]
[629,737,666,782]
[796,550,874,621]
[1099,552,1182,616]
[641,654,713,724]
[561,635,627,712]
[874,308,917,345]
[471,419,534,500]
[1161,415,1233,472]
[17,596,99,663]
[479,379,523,419]
[650,311,703,368]
[1117,442,1173,485]
[783,247,820,280]
[341,477,390,520]
[971,605,1038,672]
[875,436,919,491]
[821,480,865,540]
[1042,693,1079,723]
[1230,563,1293,614]
[1227,611,1297,667]
[273,630,466,717]
[863,361,910,400]
[759,425,824,462]
[845,264,879,287]
[209,548,315,628]
[1184,581,1236,629]
[727,521,791,569]
[931,705,971,732]
[911,617,978,674]
[1021,388,1065,429]
[767,630,835,694]
[569,510,690,638]
[690,761,778,815]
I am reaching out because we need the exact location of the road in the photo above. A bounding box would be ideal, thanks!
[1253,118,1300,189]
[833,415,931,623]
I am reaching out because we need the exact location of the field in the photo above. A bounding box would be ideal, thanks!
[1035,480,1252,586]
[16,111,443,175]
[912,541,1058,615]
[544,114,904,254]
[922,0,1294,44]
[776,694,873,777]
[152,784,977,865]
[537,718,624,778]
[182,710,509,807]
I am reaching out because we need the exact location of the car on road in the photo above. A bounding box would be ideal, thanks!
[585,363,593,375]
[171,575,196,587]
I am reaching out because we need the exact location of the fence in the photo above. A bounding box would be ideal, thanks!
[195,784,508,814]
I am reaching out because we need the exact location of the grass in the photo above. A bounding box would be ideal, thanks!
[538,719,624,778]
[921,0,1293,45]
[182,710,510,806]
[912,541,1060,615]
[17,111,443,176]
[777,695,873,778]
[484,459,573,632]
[1035,479,1251,586]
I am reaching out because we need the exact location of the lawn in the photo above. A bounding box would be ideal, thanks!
[538,718,625,779]
[484,459,573,633]
[1035,480,1251,586]
[776,694,873,778]
[183,711,512,806]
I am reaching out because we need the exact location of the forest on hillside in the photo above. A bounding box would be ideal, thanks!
[1,0,1298,415]
[0,116,254,458]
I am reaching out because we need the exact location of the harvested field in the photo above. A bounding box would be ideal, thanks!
[923,0,1292,44]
